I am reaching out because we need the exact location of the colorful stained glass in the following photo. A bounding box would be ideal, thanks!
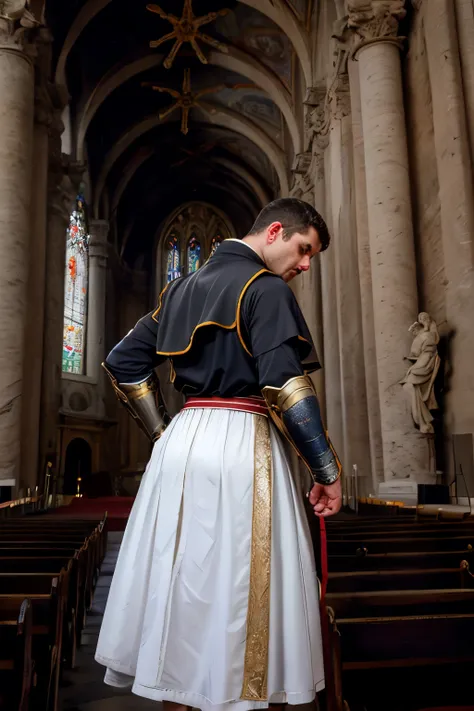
[210,235,222,257]
[187,234,201,273]
[62,195,90,375]
[167,233,181,282]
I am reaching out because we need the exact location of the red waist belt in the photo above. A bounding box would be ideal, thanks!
[182,395,268,417]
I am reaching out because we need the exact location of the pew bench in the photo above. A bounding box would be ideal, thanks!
[337,614,474,710]
[0,599,33,711]
[328,549,474,571]
[0,575,66,711]
[327,567,473,593]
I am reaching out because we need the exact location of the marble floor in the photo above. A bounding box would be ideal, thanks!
[59,531,158,711]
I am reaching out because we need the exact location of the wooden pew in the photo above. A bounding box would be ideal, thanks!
[0,559,77,671]
[337,614,474,710]
[327,588,474,618]
[0,574,66,711]
[327,567,472,593]
[0,513,108,709]
[328,549,474,571]
[0,599,33,711]
[327,536,474,555]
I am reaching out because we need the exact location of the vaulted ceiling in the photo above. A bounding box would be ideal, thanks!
[46,0,314,264]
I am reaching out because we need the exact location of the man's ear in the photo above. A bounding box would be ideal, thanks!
[267,221,282,244]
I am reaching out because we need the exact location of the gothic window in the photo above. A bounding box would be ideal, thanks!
[62,195,90,375]
[210,235,222,257]
[187,234,201,273]
[167,233,181,282]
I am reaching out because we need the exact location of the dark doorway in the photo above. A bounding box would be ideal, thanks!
[63,438,92,495]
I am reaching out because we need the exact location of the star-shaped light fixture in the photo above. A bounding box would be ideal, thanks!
[142,68,225,135]
[146,0,230,69]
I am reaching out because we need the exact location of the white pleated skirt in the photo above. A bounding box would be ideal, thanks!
[95,407,324,711]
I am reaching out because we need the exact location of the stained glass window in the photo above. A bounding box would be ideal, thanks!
[187,234,201,273]
[210,235,222,257]
[167,233,181,282]
[62,195,90,375]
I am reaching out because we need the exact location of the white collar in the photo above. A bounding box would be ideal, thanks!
[225,238,261,258]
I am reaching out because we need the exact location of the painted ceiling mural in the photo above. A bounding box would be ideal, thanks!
[46,0,304,262]
[215,6,294,94]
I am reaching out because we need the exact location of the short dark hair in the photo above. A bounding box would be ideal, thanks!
[247,197,330,251]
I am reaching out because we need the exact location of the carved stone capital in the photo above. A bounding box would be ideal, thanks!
[346,0,406,53]
[0,2,42,60]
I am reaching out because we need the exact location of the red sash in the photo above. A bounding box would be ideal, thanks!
[182,395,268,417]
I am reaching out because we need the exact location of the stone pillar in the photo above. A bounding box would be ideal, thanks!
[290,151,326,419]
[303,86,345,462]
[39,152,82,482]
[86,220,109,382]
[321,151,345,466]
[20,30,57,492]
[423,0,474,445]
[0,16,35,489]
[311,153,327,422]
[347,56,384,491]
[348,0,428,490]
[454,0,474,168]
[327,74,372,496]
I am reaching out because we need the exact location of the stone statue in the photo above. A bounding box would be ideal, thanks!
[400,312,440,434]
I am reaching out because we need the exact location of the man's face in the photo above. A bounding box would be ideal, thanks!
[262,222,322,282]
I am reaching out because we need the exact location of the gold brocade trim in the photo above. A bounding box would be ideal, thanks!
[241,415,272,701]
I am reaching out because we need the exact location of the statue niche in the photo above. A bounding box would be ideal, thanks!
[400,312,441,434]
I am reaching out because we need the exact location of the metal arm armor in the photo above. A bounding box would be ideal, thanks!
[102,363,170,443]
[262,375,341,486]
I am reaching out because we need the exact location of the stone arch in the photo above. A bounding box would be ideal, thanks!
[111,150,269,219]
[54,0,311,92]
[75,46,300,161]
[93,108,288,217]
[62,437,92,495]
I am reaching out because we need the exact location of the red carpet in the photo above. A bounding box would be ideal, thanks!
[51,496,134,531]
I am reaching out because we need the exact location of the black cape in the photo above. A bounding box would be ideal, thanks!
[152,239,320,370]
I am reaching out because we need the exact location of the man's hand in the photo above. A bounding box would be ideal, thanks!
[309,478,342,517]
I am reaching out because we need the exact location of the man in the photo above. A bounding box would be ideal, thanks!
[95,198,342,711]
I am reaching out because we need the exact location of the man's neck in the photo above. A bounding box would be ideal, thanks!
[241,235,265,261]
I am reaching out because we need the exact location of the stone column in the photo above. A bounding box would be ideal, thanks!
[454,0,474,168]
[321,152,345,466]
[86,220,109,382]
[348,0,428,489]
[423,0,474,445]
[347,56,384,491]
[0,16,35,489]
[304,86,346,461]
[290,151,327,419]
[39,152,82,481]
[327,74,372,496]
[20,30,57,492]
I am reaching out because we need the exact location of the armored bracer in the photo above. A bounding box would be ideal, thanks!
[262,375,341,486]
[102,363,170,442]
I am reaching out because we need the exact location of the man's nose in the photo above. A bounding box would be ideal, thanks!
[299,256,311,271]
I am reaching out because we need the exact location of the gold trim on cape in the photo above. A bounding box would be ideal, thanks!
[155,269,271,356]
[241,415,272,701]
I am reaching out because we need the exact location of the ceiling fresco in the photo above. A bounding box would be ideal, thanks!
[214,5,294,93]
[45,0,304,263]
